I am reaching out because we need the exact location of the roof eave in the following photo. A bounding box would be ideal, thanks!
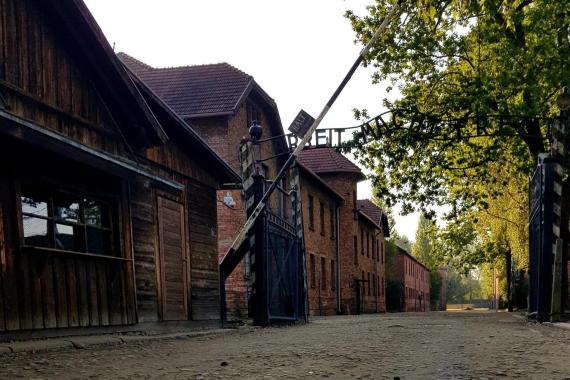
[358,210,381,229]
[296,162,344,201]
[52,0,169,146]
[123,63,240,183]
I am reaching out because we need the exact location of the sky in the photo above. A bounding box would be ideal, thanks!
[83,0,420,241]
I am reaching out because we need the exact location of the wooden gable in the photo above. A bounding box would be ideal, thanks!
[0,0,165,156]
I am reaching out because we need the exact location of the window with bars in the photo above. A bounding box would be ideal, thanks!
[331,259,336,291]
[329,206,335,240]
[246,102,261,128]
[353,236,358,265]
[310,254,316,288]
[321,257,326,290]
[20,185,116,257]
[360,228,364,256]
[319,201,325,236]
[308,195,314,230]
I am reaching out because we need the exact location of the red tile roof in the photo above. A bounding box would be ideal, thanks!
[357,199,383,226]
[357,199,391,237]
[298,147,364,179]
[118,52,254,119]
[297,161,344,201]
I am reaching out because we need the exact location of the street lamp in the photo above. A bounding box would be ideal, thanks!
[249,120,262,143]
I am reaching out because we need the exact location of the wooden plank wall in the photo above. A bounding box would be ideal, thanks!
[186,180,219,320]
[0,139,137,332]
[0,0,125,157]
[130,182,160,322]
[143,143,223,321]
[0,179,136,332]
[130,177,221,321]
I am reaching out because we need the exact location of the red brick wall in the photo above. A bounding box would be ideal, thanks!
[316,173,386,315]
[357,216,386,313]
[300,174,340,316]
[396,249,430,312]
[317,173,358,314]
[189,99,286,319]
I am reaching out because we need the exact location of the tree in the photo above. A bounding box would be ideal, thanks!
[412,213,434,267]
[344,0,570,214]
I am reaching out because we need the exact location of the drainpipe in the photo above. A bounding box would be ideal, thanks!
[336,205,341,314]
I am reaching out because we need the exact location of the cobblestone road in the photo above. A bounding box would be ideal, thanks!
[1,312,570,379]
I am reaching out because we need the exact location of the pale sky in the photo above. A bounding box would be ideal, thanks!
[84,0,420,240]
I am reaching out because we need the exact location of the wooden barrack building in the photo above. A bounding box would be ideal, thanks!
[0,0,238,335]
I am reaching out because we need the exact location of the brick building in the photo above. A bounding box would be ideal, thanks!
[120,54,390,319]
[119,54,289,318]
[298,148,388,315]
[392,245,430,312]
[297,162,343,316]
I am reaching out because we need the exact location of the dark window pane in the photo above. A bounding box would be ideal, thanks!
[55,223,84,251]
[54,194,80,222]
[86,227,112,255]
[21,189,48,217]
[23,216,49,247]
[84,199,109,227]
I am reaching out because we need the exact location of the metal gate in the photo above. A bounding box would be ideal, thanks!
[265,212,301,321]
[528,154,554,321]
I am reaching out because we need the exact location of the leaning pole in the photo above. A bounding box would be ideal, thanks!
[219,1,403,286]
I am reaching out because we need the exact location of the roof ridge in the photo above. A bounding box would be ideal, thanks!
[117,52,154,71]
[152,62,252,78]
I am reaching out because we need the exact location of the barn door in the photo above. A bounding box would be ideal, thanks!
[157,196,188,321]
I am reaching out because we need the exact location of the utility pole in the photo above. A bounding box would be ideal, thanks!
[492,267,497,312]
[506,247,513,312]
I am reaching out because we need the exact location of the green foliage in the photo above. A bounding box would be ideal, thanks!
[411,213,435,268]
[446,267,483,303]
[429,270,441,303]
[345,0,570,214]
[386,280,404,311]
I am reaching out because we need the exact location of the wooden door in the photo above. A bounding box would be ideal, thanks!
[157,196,188,321]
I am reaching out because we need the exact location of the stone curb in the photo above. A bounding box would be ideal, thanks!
[0,328,233,354]
[544,322,570,331]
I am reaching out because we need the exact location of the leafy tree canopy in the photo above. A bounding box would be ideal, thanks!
[344,0,570,214]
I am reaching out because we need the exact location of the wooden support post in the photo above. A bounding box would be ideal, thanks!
[551,239,563,322]
[506,247,513,312]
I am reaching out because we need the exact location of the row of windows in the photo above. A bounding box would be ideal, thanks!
[309,254,336,291]
[353,232,384,265]
[406,287,427,300]
[406,258,428,282]
[307,194,335,239]
[360,270,384,297]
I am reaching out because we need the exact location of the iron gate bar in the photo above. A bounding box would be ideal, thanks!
[266,216,299,321]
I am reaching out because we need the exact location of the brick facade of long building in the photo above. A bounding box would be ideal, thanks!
[393,246,430,312]
[122,54,390,320]
[299,148,388,315]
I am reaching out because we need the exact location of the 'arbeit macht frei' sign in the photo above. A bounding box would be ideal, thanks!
[286,109,372,149]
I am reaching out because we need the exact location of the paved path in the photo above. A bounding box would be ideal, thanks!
[1,312,570,379]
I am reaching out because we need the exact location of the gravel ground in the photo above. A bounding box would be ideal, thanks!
[1,312,570,379]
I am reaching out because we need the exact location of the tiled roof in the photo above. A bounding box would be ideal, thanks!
[118,52,253,118]
[357,199,390,237]
[297,147,364,178]
[357,199,383,226]
[297,161,344,201]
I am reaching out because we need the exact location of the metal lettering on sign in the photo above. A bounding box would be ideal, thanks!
[288,109,315,139]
